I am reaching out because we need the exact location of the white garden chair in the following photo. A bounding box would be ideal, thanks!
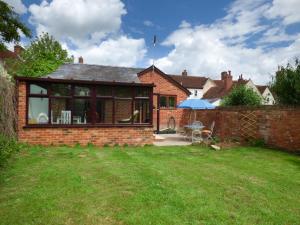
[61,110,71,124]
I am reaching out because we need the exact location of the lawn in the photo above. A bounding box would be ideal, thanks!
[0,145,299,225]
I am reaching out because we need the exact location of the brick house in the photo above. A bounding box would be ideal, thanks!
[16,63,154,146]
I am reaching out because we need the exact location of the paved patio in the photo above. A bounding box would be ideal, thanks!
[154,133,192,146]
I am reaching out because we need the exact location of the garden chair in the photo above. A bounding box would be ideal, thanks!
[118,110,139,123]
[61,110,71,124]
[192,129,202,143]
[202,121,215,141]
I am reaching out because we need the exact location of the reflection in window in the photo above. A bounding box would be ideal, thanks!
[115,99,132,123]
[96,99,113,123]
[74,86,91,96]
[116,87,132,98]
[51,84,71,96]
[169,96,176,108]
[96,86,112,96]
[134,100,150,124]
[160,96,167,108]
[73,99,91,124]
[30,84,48,95]
[28,97,49,124]
[51,98,72,124]
[136,87,150,97]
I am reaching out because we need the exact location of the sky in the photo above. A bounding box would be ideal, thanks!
[3,0,300,84]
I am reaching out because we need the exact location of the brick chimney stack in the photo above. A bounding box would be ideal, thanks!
[78,56,84,64]
[221,70,233,90]
[182,69,188,76]
[14,45,23,55]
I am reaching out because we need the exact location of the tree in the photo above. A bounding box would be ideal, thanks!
[7,33,72,77]
[221,85,262,106]
[271,59,300,105]
[0,1,31,50]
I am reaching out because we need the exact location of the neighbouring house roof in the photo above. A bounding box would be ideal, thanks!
[138,66,191,95]
[256,85,268,94]
[43,64,144,83]
[203,79,251,99]
[0,50,18,60]
[167,75,208,89]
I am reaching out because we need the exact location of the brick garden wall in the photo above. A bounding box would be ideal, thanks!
[138,70,189,131]
[17,81,153,146]
[181,107,300,152]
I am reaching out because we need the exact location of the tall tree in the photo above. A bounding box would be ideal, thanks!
[221,85,262,106]
[0,1,31,50]
[7,33,72,77]
[271,59,300,105]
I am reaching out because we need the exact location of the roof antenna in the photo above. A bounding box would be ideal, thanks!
[152,35,156,71]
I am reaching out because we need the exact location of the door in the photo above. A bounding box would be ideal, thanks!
[153,93,160,133]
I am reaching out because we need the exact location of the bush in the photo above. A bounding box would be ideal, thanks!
[221,85,262,106]
[271,59,300,105]
[0,134,20,167]
[0,72,17,138]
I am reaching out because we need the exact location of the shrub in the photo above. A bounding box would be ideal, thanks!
[271,59,300,105]
[221,85,261,106]
[0,134,20,167]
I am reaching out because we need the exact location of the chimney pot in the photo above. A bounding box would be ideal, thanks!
[182,69,188,76]
[14,45,23,55]
[221,71,228,80]
[78,56,84,64]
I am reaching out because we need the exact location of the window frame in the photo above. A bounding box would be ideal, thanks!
[25,80,153,128]
[159,95,177,110]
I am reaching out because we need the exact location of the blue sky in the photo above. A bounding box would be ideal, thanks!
[4,0,300,84]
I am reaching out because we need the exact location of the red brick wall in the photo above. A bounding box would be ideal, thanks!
[138,70,189,131]
[181,107,300,152]
[17,82,153,146]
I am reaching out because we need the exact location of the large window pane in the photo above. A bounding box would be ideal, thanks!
[169,96,176,108]
[116,87,132,98]
[51,84,71,96]
[134,100,150,124]
[135,87,150,97]
[96,99,113,123]
[73,99,92,124]
[160,96,167,108]
[51,98,72,124]
[30,84,48,95]
[96,86,112,97]
[28,97,49,124]
[115,99,132,124]
[74,85,91,96]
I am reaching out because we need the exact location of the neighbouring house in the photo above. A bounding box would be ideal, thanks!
[0,45,23,61]
[168,69,275,106]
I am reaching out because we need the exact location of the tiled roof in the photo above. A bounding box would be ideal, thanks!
[256,85,268,94]
[43,64,144,83]
[167,75,208,89]
[203,79,250,99]
[0,50,18,60]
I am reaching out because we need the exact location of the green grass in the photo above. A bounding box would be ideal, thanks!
[0,145,299,225]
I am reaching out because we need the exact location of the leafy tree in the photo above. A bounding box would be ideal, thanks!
[221,85,262,106]
[271,59,300,105]
[7,33,72,77]
[0,1,31,50]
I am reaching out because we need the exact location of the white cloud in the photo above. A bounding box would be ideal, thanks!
[3,0,27,14]
[29,0,126,46]
[144,20,154,27]
[265,0,300,25]
[28,0,147,66]
[154,0,300,84]
[68,36,146,66]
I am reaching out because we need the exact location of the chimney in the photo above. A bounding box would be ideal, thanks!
[221,70,232,90]
[182,69,188,76]
[221,71,228,80]
[78,56,84,64]
[238,74,244,82]
[14,45,23,55]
